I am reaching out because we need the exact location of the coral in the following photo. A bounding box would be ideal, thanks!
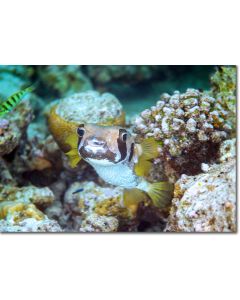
[80,214,119,232]
[47,90,125,153]
[0,184,56,231]
[134,88,235,178]
[165,158,236,232]
[0,217,62,232]
[0,65,34,81]
[0,100,33,156]
[0,157,15,184]
[1,118,64,189]
[0,66,237,233]
[57,181,167,232]
[55,90,124,124]
[210,66,236,131]
[11,122,63,186]
[218,138,236,163]
[62,181,129,232]
[37,65,93,98]
[87,65,160,85]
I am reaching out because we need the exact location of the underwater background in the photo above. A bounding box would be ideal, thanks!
[0,65,236,232]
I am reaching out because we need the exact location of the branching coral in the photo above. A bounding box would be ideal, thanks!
[134,87,235,178]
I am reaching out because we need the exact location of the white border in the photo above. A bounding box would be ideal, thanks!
[0,0,239,299]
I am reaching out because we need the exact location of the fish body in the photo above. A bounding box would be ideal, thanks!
[0,86,34,117]
[66,124,173,208]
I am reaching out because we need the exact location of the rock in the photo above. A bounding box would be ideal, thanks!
[0,184,56,232]
[37,65,93,98]
[210,66,236,132]
[219,138,236,163]
[0,217,62,232]
[80,214,119,232]
[86,65,159,86]
[55,90,124,124]
[166,159,236,232]
[62,181,130,232]
[0,100,33,156]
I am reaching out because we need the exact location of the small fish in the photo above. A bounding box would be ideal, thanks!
[0,86,34,117]
[65,124,173,208]
[72,188,84,194]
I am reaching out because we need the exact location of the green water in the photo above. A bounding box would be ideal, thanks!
[104,66,215,117]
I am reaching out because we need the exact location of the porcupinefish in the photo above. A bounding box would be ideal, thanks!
[0,86,34,117]
[65,124,173,208]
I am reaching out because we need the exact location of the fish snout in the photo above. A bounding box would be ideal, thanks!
[87,137,106,147]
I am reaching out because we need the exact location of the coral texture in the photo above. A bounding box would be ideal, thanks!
[134,88,234,178]
[0,184,58,232]
[86,65,159,85]
[166,158,236,232]
[56,90,124,124]
[60,181,129,232]
[0,100,33,156]
[0,217,62,232]
[37,65,92,98]
[0,66,237,233]
[210,66,236,130]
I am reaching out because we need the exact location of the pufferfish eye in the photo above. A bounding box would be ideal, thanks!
[119,129,128,142]
[77,127,85,137]
[122,133,127,142]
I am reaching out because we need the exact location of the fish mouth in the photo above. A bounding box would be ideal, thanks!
[79,146,116,162]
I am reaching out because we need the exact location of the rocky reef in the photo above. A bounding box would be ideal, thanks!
[134,82,235,180]
[37,66,93,98]
[166,152,236,232]
[0,184,62,232]
[0,65,237,232]
[86,65,160,86]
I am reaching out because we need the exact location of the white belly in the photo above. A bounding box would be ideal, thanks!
[91,162,139,189]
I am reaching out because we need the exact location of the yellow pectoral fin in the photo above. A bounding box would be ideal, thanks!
[65,148,81,168]
[140,137,159,160]
[67,155,81,168]
[134,156,152,177]
[147,182,174,208]
[65,134,78,149]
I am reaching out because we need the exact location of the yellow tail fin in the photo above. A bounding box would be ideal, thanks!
[147,181,174,208]
[123,188,148,215]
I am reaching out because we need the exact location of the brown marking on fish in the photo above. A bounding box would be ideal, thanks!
[77,124,134,163]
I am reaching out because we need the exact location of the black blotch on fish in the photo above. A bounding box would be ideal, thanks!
[117,129,127,162]
[129,143,134,162]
